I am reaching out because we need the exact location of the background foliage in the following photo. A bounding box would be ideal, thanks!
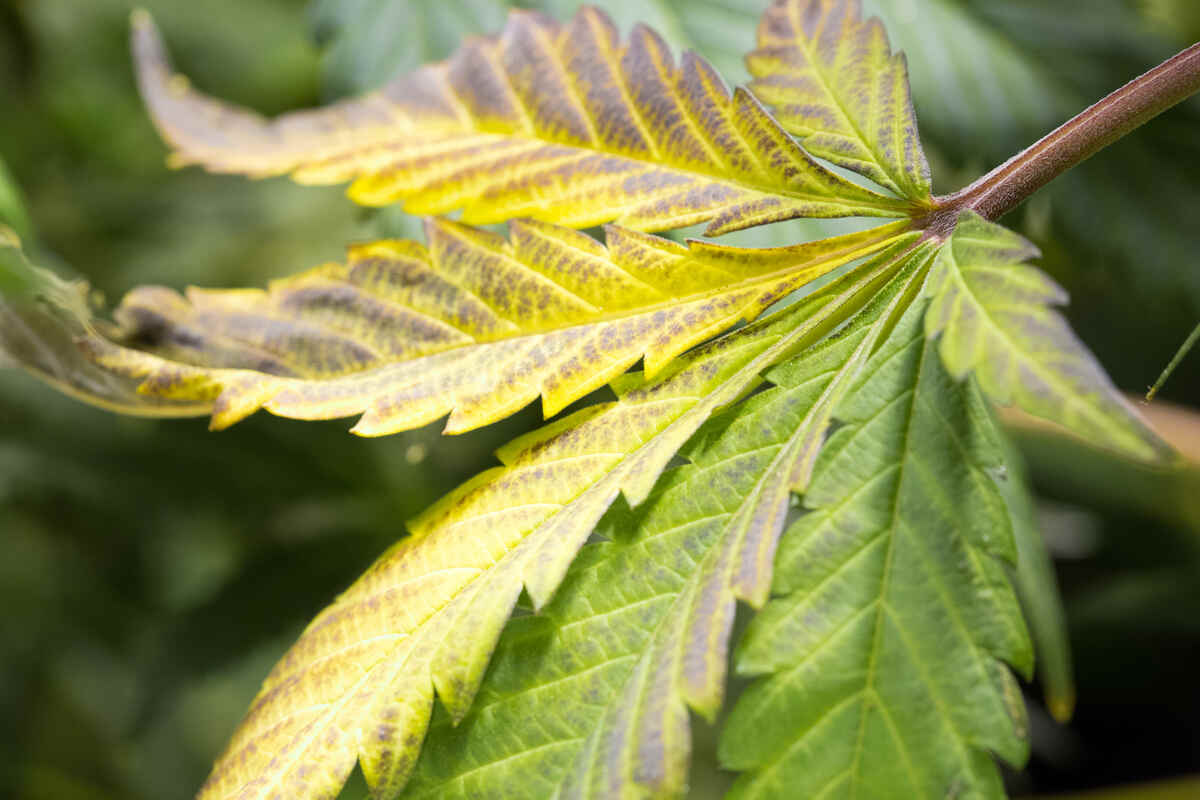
[0,1,1197,798]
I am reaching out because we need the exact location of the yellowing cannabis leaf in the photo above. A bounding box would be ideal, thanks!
[130,6,917,236]
[194,242,924,800]
[748,0,932,202]
[81,218,911,435]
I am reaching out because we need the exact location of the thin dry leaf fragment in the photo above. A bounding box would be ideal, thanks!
[0,236,208,418]
[130,6,916,236]
[748,0,933,202]
[80,218,912,435]
[925,211,1171,462]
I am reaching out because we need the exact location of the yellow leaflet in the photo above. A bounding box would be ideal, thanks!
[131,7,917,236]
[83,218,912,435]
[749,0,933,201]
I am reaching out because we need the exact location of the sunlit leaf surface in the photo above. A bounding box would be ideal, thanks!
[132,7,916,237]
[400,251,930,800]
[193,242,925,800]
[80,219,911,435]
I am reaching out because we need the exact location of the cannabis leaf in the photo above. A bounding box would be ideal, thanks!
[925,211,1168,461]
[401,248,930,800]
[5,1,1182,799]
[131,6,918,237]
[192,241,924,800]
[81,218,909,434]
[722,302,1032,799]
[748,0,932,201]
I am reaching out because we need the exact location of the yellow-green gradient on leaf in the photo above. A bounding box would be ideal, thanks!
[192,243,925,800]
[924,212,1169,462]
[81,218,913,435]
[130,6,917,236]
[514,254,931,800]
[748,0,933,202]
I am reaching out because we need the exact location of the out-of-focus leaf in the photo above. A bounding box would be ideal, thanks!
[0,157,31,242]
[925,212,1168,462]
[748,0,932,201]
[192,243,927,800]
[998,429,1075,723]
[309,0,513,99]
[1001,402,1200,536]
[132,7,918,237]
[722,302,1032,800]
[77,219,911,434]
[1039,776,1200,800]
[1143,0,1200,42]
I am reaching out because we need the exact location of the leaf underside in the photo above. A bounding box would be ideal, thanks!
[131,6,916,237]
[81,218,911,435]
[722,302,1032,800]
[748,0,932,201]
[924,211,1168,462]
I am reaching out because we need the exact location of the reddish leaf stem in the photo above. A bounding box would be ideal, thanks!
[921,40,1200,236]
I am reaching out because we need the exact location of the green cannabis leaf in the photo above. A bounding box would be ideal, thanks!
[925,211,1168,461]
[722,303,1031,799]
[190,239,926,800]
[0,1,1187,799]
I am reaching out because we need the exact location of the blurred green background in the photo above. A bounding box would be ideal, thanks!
[0,1,1197,798]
